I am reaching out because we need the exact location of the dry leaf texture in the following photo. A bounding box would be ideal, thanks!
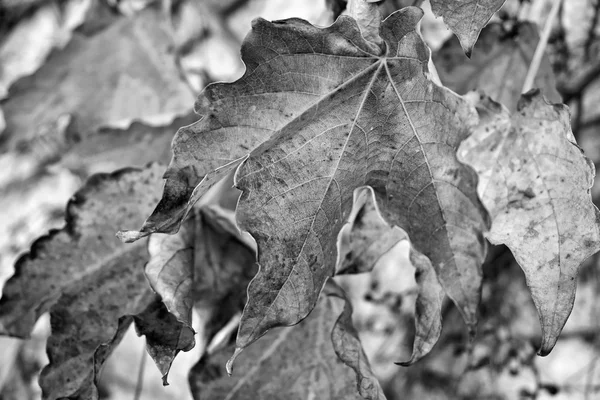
[0,165,193,398]
[337,186,444,364]
[232,6,489,356]
[189,282,386,400]
[459,90,600,355]
[146,204,257,346]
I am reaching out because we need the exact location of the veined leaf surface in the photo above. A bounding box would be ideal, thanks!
[459,91,600,355]
[232,7,489,356]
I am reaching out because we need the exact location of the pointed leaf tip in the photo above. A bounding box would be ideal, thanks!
[226,347,243,376]
[429,0,506,58]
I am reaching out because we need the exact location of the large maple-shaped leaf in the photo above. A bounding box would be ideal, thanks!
[337,186,444,365]
[190,282,386,400]
[429,0,506,57]
[1,3,193,152]
[0,165,194,398]
[231,7,489,355]
[458,90,600,355]
[434,22,561,111]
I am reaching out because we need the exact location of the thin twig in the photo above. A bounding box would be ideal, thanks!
[522,0,562,94]
[133,340,147,400]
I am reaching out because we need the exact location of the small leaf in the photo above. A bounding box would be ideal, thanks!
[434,22,562,111]
[117,156,247,242]
[133,297,196,386]
[146,216,195,330]
[146,204,257,342]
[191,281,386,400]
[429,0,506,57]
[458,90,600,355]
[337,186,444,364]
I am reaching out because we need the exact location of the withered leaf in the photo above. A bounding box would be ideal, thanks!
[434,22,561,112]
[190,281,386,400]
[133,297,196,386]
[231,7,488,357]
[429,0,506,57]
[458,90,600,355]
[337,186,444,364]
[0,165,193,398]
[145,203,257,348]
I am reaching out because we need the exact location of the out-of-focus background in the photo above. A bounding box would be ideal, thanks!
[1,0,600,399]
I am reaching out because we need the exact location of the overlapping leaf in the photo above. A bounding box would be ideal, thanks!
[0,165,194,398]
[189,282,386,400]
[429,0,506,57]
[145,203,257,347]
[337,186,444,364]
[230,7,488,358]
[434,22,561,111]
[458,90,600,355]
[133,297,196,386]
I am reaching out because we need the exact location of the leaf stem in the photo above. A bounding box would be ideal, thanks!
[522,0,562,94]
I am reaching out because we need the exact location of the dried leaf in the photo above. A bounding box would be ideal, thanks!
[42,306,142,400]
[145,204,257,348]
[190,282,386,400]
[458,90,600,355]
[429,0,506,57]
[0,165,193,398]
[230,7,488,356]
[338,186,444,364]
[120,5,402,241]
[117,156,247,242]
[336,186,405,275]
[433,22,562,111]
[1,4,193,152]
[192,205,257,316]
[0,165,163,337]
[133,297,196,386]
